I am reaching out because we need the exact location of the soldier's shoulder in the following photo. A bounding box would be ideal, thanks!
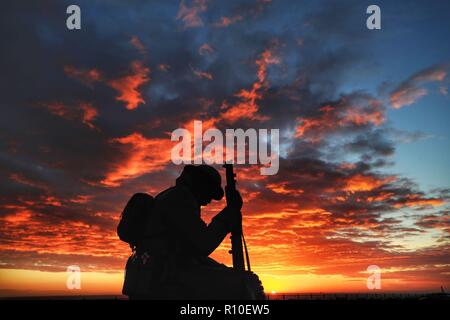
[157,185,192,203]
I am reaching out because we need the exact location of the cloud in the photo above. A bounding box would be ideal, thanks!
[64,65,102,86]
[295,94,385,143]
[40,102,99,130]
[390,87,428,109]
[176,0,207,29]
[212,0,272,28]
[100,133,172,187]
[190,65,213,80]
[220,49,280,123]
[130,36,146,55]
[416,211,450,234]
[198,43,215,56]
[343,174,395,192]
[213,15,243,27]
[412,67,447,83]
[390,64,448,109]
[108,61,150,110]
[79,103,99,130]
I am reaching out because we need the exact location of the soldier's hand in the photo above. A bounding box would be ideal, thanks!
[223,206,242,231]
[225,186,243,211]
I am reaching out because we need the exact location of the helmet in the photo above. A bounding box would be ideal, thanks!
[178,165,224,201]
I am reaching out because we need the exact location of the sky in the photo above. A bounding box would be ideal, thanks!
[0,0,449,296]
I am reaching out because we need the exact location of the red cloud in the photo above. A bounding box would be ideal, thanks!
[295,97,385,142]
[108,61,150,110]
[101,133,171,187]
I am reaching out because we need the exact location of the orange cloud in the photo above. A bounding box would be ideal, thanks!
[101,133,171,187]
[394,194,444,208]
[295,99,385,141]
[344,174,395,192]
[0,203,128,265]
[221,49,280,123]
[267,183,304,196]
[64,61,150,111]
[108,61,150,110]
[342,107,384,126]
[1,209,33,223]
[44,196,62,207]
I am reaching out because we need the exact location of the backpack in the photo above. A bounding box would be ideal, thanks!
[117,193,154,251]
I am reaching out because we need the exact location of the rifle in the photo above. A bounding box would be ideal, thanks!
[223,164,251,271]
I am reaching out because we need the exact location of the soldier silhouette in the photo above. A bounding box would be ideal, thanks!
[120,164,264,299]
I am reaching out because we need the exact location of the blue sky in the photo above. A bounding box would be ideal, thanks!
[330,0,450,190]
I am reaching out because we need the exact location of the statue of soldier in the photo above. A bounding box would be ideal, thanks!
[122,164,264,299]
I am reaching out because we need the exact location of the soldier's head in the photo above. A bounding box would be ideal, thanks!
[176,165,224,206]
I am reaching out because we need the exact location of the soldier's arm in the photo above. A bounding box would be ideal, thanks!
[163,191,233,256]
